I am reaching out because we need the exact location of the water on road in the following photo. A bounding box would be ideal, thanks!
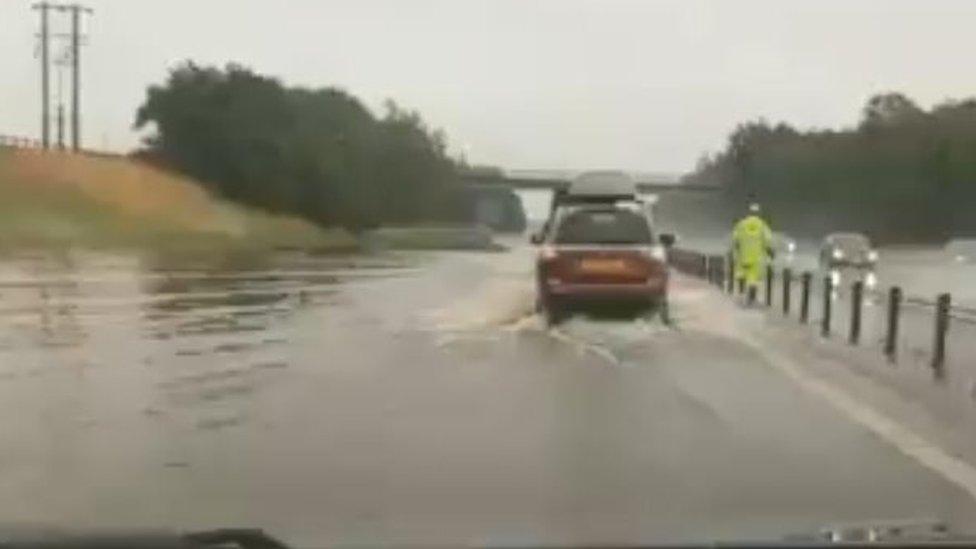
[0,245,974,546]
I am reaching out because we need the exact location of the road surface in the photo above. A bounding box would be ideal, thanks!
[0,245,973,546]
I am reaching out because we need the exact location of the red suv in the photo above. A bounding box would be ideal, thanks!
[534,203,673,325]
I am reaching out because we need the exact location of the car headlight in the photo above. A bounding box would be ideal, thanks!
[867,250,878,262]
[832,249,844,260]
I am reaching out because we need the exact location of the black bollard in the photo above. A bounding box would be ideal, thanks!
[726,254,735,294]
[932,293,951,380]
[849,280,863,345]
[822,275,833,337]
[783,268,792,316]
[800,271,811,324]
[884,287,901,362]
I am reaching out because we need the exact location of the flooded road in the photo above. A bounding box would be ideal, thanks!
[0,245,975,546]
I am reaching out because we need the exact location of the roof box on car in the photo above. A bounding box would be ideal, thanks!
[567,171,637,199]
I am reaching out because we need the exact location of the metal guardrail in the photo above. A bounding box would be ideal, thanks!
[671,247,964,383]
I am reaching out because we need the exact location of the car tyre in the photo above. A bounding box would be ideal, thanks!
[642,295,671,325]
[543,298,568,327]
[655,295,672,325]
[659,297,672,325]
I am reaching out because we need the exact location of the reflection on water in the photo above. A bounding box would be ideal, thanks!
[0,248,407,399]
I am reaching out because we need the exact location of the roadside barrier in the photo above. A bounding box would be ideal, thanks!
[669,248,973,399]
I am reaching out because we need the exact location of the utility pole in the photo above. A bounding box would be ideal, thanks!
[66,4,92,151]
[57,105,65,149]
[32,2,51,149]
[55,45,68,150]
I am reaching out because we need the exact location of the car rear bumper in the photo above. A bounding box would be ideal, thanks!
[545,278,667,302]
[826,260,876,269]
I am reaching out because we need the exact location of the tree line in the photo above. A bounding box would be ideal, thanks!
[134,62,469,230]
[684,92,976,243]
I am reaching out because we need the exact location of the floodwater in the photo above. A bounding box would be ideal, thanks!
[0,245,975,546]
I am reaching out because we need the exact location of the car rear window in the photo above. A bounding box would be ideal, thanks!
[831,234,870,250]
[554,208,652,245]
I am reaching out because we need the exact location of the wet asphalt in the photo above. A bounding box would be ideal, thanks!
[0,246,973,546]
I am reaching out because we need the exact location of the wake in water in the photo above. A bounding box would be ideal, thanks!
[416,246,677,367]
[424,277,537,333]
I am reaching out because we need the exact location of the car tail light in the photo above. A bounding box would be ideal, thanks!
[636,246,666,264]
[647,245,667,262]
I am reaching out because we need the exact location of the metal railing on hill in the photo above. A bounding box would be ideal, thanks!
[0,134,122,158]
[669,247,976,405]
[0,135,44,149]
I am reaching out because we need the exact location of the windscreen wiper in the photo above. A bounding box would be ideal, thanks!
[0,528,293,549]
[182,528,291,549]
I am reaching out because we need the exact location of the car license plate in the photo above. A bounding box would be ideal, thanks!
[579,258,627,274]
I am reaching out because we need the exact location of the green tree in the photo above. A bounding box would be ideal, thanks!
[134,62,466,230]
[860,92,925,130]
[686,92,976,242]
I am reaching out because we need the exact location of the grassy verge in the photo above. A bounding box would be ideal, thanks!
[0,150,357,254]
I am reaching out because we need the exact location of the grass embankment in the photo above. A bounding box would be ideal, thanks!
[0,150,357,253]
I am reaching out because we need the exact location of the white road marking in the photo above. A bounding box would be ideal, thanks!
[742,334,976,503]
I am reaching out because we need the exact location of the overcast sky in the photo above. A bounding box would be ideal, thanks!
[4,0,976,173]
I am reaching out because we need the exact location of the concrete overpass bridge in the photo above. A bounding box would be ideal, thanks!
[459,168,719,194]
